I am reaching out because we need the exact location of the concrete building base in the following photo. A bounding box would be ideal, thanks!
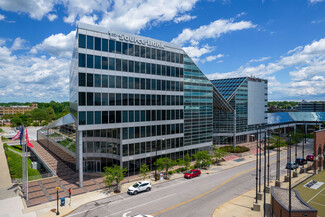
[293,171,298,178]
[300,167,307,174]
[275,180,282,187]
[265,186,270,193]
[253,202,260,211]
[257,192,263,200]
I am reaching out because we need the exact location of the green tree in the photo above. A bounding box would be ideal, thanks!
[102,165,127,192]
[154,157,176,178]
[183,153,192,170]
[211,145,228,164]
[139,164,150,180]
[10,116,22,127]
[31,108,48,124]
[194,151,212,168]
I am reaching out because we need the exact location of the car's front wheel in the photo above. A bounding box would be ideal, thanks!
[133,191,138,195]
[146,187,151,192]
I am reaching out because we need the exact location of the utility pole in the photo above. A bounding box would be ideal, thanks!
[255,126,258,204]
[259,124,262,193]
[267,128,270,186]
[263,130,267,217]
[289,135,292,217]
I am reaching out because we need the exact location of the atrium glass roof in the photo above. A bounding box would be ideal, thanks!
[268,112,325,124]
[211,77,247,101]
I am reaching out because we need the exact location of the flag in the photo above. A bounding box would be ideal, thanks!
[19,126,24,144]
[12,128,21,140]
[25,129,34,148]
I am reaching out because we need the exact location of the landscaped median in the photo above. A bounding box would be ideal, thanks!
[3,143,41,181]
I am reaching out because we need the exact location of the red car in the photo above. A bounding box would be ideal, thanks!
[306,155,314,161]
[184,169,201,179]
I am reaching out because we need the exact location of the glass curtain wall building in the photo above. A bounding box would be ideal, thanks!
[211,77,268,145]
[70,23,213,177]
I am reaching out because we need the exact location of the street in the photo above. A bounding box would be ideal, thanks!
[67,141,314,217]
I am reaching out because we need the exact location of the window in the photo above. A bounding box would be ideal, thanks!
[157,49,161,60]
[102,57,108,69]
[122,76,128,89]
[109,75,115,88]
[146,47,150,58]
[129,94,134,106]
[79,73,86,86]
[162,50,166,61]
[109,58,115,70]
[109,93,115,106]
[95,37,101,51]
[102,111,108,124]
[116,58,121,71]
[87,92,93,106]
[129,111,134,122]
[87,74,93,87]
[135,110,140,122]
[116,41,122,54]
[171,52,175,63]
[87,111,93,124]
[141,62,145,74]
[135,61,140,73]
[95,74,101,87]
[180,54,184,64]
[102,75,108,88]
[123,128,128,139]
[116,93,121,105]
[79,53,85,67]
[123,94,128,105]
[151,48,156,59]
[135,94,140,105]
[129,143,134,154]
[79,112,86,125]
[102,93,108,105]
[129,60,134,73]
[95,111,101,124]
[146,79,150,90]
[141,95,145,106]
[128,43,134,56]
[129,127,134,139]
[146,95,151,106]
[123,145,128,156]
[128,77,134,89]
[87,54,93,68]
[151,64,156,75]
[78,92,85,106]
[157,64,161,75]
[109,40,115,53]
[109,111,115,123]
[134,45,140,57]
[141,78,145,90]
[95,56,101,69]
[122,60,128,72]
[95,93,101,106]
[122,42,128,55]
[141,46,145,58]
[78,34,86,48]
[135,78,140,89]
[141,110,145,121]
[87,35,93,49]
[146,63,150,74]
[123,111,128,122]
[116,111,121,123]
[116,76,122,88]
[102,38,108,52]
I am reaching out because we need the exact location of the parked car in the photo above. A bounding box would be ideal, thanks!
[295,158,307,165]
[184,169,201,179]
[128,181,152,195]
[285,162,299,170]
[306,155,314,161]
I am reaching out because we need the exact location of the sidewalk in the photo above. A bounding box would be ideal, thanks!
[212,169,314,217]
[0,139,13,189]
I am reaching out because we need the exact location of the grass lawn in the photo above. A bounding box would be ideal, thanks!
[4,145,42,181]
[294,170,325,216]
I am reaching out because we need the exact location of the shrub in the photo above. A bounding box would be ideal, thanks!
[41,121,49,126]
[219,146,250,153]
[32,122,39,126]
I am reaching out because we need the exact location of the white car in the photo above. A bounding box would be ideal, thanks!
[128,181,152,195]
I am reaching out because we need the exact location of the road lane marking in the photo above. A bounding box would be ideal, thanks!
[307,188,325,203]
[151,152,303,216]
[108,193,177,216]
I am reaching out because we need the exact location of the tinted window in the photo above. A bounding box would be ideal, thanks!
[129,43,134,56]
[87,92,93,105]
[135,45,140,57]
[95,111,101,124]
[78,34,86,48]
[116,41,122,54]
[78,92,85,105]
[95,37,101,51]
[95,56,101,69]
[87,35,93,49]
[122,42,128,55]
[79,112,86,125]
[109,40,115,53]
[87,73,93,87]
[87,54,93,68]
[116,58,121,71]
[102,38,108,52]
[79,73,86,86]
[109,75,115,88]
[87,111,93,124]
[95,74,101,87]
[102,57,108,69]
[79,53,85,67]
[102,75,108,88]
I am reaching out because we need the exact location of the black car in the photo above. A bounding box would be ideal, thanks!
[295,158,307,165]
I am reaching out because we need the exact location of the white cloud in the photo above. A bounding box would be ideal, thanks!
[47,13,57,21]
[205,54,224,62]
[248,56,270,63]
[0,14,5,20]
[173,14,197,23]
[0,44,69,102]
[309,0,324,3]
[171,18,256,45]
[0,0,55,20]
[183,45,215,59]
[11,37,27,50]
[30,31,76,58]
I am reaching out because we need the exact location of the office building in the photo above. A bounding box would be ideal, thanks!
[297,101,325,112]
[211,77,268,145]
[69,23,213,176]
[0,103,38,117]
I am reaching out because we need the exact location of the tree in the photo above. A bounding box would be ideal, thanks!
[10,116,22,127]
[211,145,228,165]
[102,165,127,193]
[154,157,175,179]
[194,151,212,168]
[139,164,149,180]
[183,153,192,170]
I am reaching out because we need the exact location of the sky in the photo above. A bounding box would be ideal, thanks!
[0,0,325,103]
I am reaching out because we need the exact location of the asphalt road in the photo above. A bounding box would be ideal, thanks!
[67,140,314,217]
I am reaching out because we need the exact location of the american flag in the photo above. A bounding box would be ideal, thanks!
[12,128,21,140]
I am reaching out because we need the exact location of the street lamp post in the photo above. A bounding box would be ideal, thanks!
[56,187,60,216]
[155,140,158,181]
[259,124,262,193]
[289,135,292,217]
[267,128,270,186]
[263,130,267,217]
[255,126,258,204]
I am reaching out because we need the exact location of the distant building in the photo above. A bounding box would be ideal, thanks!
[297,101,325,112]
[0,103,38,117]
[211,77,268,145]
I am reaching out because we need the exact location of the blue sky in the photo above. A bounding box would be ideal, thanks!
[0,0,325,102]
